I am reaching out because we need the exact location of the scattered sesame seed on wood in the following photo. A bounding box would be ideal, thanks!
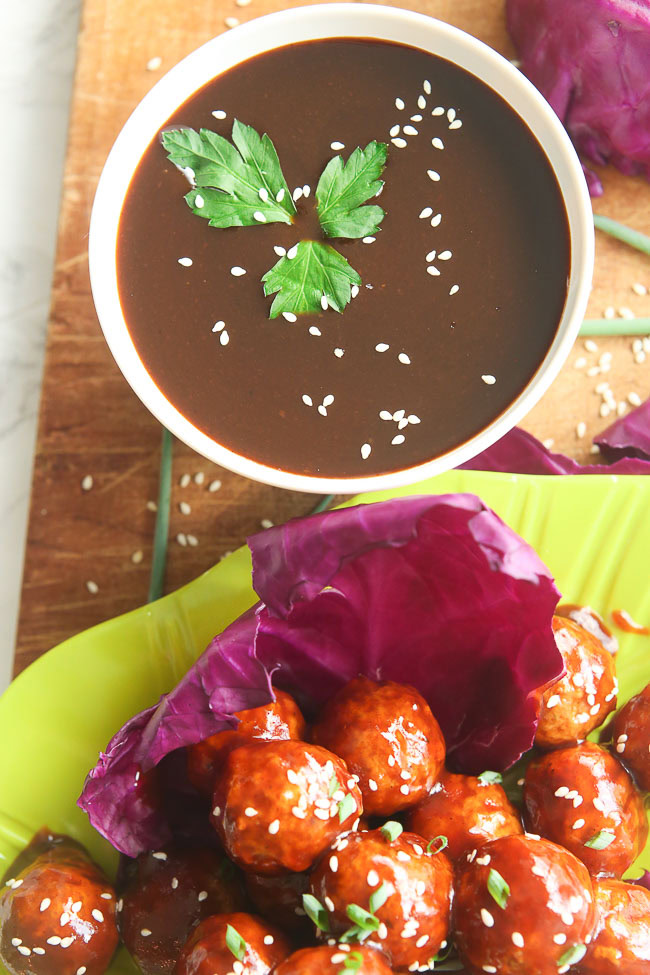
[81,475,93,491]
[146,56,162,71]
[208,479,222,492]
[224,16,240,27]
[86,580,99,594]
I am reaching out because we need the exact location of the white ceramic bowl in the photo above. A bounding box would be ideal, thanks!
[89,3,594,494]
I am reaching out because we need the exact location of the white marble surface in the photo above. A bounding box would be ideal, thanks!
[0,0,82,692]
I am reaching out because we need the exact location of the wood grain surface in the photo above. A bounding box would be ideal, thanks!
[15,0,650,672]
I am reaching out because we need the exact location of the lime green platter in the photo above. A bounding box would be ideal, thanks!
[0,469,649,974]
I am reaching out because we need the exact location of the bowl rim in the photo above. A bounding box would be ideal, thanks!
[89,2,594,494]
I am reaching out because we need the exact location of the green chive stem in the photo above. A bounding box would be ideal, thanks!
[148,426,173,603]
[593,215,650,256]
[579,317,650,336]
[311,493,336,514]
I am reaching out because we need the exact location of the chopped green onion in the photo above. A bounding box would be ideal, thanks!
[302,893,330,932]
[340,950,364,972]
[225,924,246,961]
[338,793,357,824]
[426,835,448,855]
[148,427,173,603]
[557,944,587,967]
[584,829,616,850]
[487,868,510,910]
[580,317,650,336]
[368,881,392,913]
[310,494,336,515]
[380,821,403,842]
[593,214,650,256]
[328,774,340,797]
[478,770,503,785]
[345,904,380,932]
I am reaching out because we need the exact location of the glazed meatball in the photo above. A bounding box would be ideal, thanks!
[555,604,618,656]
[0,831,118,975]
[609,682,650,792]
[453,834,596,975]
[211,740,363,875]
[187,690,306,796]
[119,846,246,975]
[579,879,650,974]
[309,826,452,972]
[245,871,311,938]
[275,944,394,975]
[405,770,522,862]
[523,743,648,878]
[175,912,291,975]
[312,678,445,815]
[535,618,617,750]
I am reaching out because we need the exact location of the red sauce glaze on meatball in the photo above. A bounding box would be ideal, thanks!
[579,879,650,974]
[212,740,363,875]
[309,827,452,972]
[187,690,307,796]
[405,770,523,863]
[119,846,246,975]
[609,682,650,792]
[175,912,291,975]
[312,678,445,815]
[555,605,618,656]
[245,871,311,938]
[534,618,618,750]
[0,832,118,975]
[453,834,596,975]
[523,743,648,879]
[274,944,394,975]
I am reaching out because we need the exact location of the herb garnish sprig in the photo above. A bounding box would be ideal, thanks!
[163,121,388,318]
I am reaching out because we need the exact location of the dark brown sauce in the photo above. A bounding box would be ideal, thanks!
[117,39,570,477]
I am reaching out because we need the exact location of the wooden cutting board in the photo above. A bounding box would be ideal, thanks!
[15,0,650,672]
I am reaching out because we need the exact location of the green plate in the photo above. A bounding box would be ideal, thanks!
[1,471,649,972]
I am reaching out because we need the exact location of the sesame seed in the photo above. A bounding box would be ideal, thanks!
[40,898,51,912]
[212,109,227,119]
[628,391,642,406]
[561,912,574,926]
[432,137,444,150]
[179,501,191,515]
[77,968,87,975]
[92,909,104,923]
[632,282,647,295]
[576,712,589,723]
[395,98,405,110]
[224,16,240,27]
[404,125,419,136]
[572,819,585,830]
[257,188,269,204]
[318,405,328,416]
[11,939,22,947]
[417,95,427,109]
[481,908,495,928]
[481,374,496,385]
[368,778,379,791]
[331,141,345,150]
[476,855,491,866]
[140,928,152,937]
[573,795,584,807]
[447,108,457,121]
[33,948,45,955]
[554,933,567,945]
[438,250,452,260]
[303,184,311,197]
[47,937,61,946]
[146,56,162,71]
[512,932,525,948]
[574,357,587,369]
[71,900,82,913]
[60,912,70,925]
[547,694,561,709]
[397,850,410,862]
[360,443,372,460]
[619,306,635,319]
[197,891,208,901]
[282,311,297,322]
[432,106,445,115]
[330,856,339,872]
[483,968,497,974]
[334,348,344,358]
[253,210,266,223]
[555,786,569,797]
[292,806,307,819]
[146,500,158,511]
[86,580,99,594]
[431,213,442,227]
[60,937,74,949]
[171,877,179,889]
[419,207,433,219]
[616,742,626,753]
[605,307,615,319]
[375,342,390,352]
[426,250,437,262]
[427,265,440,276]
[245,807,258,817]
[449,284,459,295]
[427,170,441,181]
[292,187,303,203]
[399,781,410,792]
[391,138,407,148]
[390,124,400,137]
[81,474,93,491]
[264,935,274,945]
[398,353,411,365]
[17,946,32,956]
[287,244,298,260]
[449,119,463,129]
[194,194,205,209]
[179,473,191,487]
[363,236,376,244]
[178,257,193,267]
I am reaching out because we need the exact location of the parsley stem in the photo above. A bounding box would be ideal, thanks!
[310,494,336,515]
[593,215,650,256]
[148,426,173,603]
[579,317,650,336]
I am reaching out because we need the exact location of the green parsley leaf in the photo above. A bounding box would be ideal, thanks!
[161,120,296,228]
[478,770,503,785]
[557,944,587,967]
[380,821,403,842]
[225,924,246,961]
[345,904,380,932]
[302,893,330,933]
[262,240,361,318]
[340,950,364,973]
[584,829,616,850]
[316,141,387,239]
[368,881,392,914]
[337,790,358,824]
[426,835,448,855]
[487,868,510,910]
